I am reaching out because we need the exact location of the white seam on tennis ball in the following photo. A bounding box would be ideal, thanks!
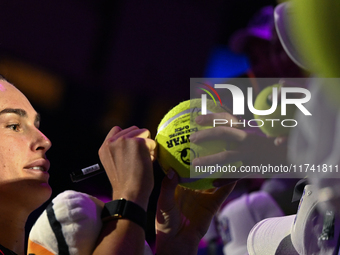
[156,108,213,136]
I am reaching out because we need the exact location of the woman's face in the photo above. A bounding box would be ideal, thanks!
[0,79,52,207]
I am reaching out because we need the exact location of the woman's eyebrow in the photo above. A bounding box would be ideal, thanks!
[0,108,41,126]
[0,108,28,117]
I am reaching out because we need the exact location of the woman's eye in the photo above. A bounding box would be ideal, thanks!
[7,124,20,132]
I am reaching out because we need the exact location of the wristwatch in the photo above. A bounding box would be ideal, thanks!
[101,198,147,232]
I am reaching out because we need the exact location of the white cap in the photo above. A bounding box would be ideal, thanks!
[247,184,340,255]
[217,191,284,255]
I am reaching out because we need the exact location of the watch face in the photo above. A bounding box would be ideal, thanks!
[101,199,125,220]
[101,199,147,231]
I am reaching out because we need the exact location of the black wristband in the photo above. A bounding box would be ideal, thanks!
[101,198,147,232]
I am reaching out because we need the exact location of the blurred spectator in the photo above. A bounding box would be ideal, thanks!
[216,178,298,255]
[205,5,304,255]
[228,5,305,80]
[247,2,340,254]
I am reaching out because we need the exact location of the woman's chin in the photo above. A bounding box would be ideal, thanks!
[24,180,53,208]
[36,182,53,201]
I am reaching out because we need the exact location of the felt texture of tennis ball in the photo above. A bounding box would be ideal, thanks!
[291,0,340,106]
[291,0,340,78]
[253,84,296,137]
[155,99,242,190]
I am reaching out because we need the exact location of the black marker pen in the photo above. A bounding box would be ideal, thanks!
[70,163,105,182]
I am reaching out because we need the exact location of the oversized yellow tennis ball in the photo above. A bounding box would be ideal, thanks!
[254,84,296,137]
[155,99,242,190]
[291,0,340,78]
[290,0,340,106]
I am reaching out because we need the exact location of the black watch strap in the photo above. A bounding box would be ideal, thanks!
[101,198,147,232]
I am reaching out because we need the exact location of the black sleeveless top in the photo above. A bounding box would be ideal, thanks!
[0,244,17,255]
